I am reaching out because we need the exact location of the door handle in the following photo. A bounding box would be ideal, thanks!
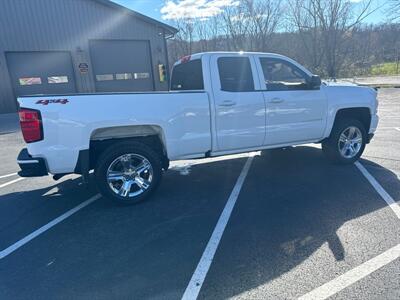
[270,97,284,103]
[219,100,237,107]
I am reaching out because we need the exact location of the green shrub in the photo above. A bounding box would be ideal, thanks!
[370,62,400,75]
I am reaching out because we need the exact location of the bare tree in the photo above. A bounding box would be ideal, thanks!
[167,18,196,65]
[386,0,400,22]
[193,16,223,52]
[246,0,283,51]
[166,0,395,78]
[207,15,224,51]
[195,20,210,52]
[221,2,252,51]
[287,0,325,73]
[287,0,375,78]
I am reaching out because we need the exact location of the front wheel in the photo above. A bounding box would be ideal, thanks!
[95,142,162,205]
[322,119,367,164]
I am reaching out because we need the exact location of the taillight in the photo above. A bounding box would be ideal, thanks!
[19,108,43,143]
[180,55,191,63]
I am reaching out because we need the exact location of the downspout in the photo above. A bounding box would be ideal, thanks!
[162,28,175,89]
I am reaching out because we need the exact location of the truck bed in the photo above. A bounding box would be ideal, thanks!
[18,91,211,174]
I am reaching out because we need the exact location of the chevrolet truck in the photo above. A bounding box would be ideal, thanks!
[17,52,379,204]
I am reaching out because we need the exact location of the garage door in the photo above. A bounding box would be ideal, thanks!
[6,51,77,97]
[89,40,154,92]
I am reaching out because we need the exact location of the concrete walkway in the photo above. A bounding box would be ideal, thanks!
[340,75,400,87]
[0,113,19,134]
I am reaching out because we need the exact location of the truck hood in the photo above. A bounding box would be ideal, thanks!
[321,82,378,113]
[322,81,377,95]
[322,80,358,87]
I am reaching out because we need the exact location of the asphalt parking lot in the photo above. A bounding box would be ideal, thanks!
[0,88,399,300]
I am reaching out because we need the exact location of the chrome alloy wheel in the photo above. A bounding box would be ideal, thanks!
[106,153,153,198]
[338,126,363,159]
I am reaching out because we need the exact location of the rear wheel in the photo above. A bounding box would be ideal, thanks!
[322,118,367,164]
[95,142,162,205]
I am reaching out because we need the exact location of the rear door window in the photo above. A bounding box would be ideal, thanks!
[217,57,254,92]
[171,59,204,90]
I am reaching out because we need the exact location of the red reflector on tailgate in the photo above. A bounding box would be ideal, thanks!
[19,108,43,143]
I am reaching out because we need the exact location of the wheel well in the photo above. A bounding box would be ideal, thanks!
[89,133,169,170]
[334,108,371,133]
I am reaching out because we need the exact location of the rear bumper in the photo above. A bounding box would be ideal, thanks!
[17,148,48,177]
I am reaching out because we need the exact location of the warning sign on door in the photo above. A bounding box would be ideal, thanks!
[78,63,89,74]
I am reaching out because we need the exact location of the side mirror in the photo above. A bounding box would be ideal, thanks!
[309,75,321,89]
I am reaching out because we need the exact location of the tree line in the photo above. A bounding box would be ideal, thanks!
[167,0,400,78]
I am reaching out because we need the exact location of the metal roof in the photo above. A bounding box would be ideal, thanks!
[94,0,178,35]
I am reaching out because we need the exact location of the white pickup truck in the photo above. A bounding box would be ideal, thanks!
[17,52,379,204]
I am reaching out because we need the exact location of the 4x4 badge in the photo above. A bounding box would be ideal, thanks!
[36,99,69,105]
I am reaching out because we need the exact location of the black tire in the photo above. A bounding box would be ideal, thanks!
[95,141,162,205]
[322,118,367,164]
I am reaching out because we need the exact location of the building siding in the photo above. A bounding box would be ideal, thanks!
[0,0,171,113]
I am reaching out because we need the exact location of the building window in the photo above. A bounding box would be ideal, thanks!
[134,72,150,79]
[96,74,114,81]
[116,73,133,80]
[19,77,42,85]
[48,76,69,84]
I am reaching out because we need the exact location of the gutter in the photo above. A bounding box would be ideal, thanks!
[162,28,176,88]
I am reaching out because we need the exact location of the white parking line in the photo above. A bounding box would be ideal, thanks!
[0,193,101,260]
[299,161,400,299]
[376,127,400,130]
[0,177,24,189]
[182,154,255,300]
[298,243,400,300]
[355,161,400,219]
[0,172,17,179]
